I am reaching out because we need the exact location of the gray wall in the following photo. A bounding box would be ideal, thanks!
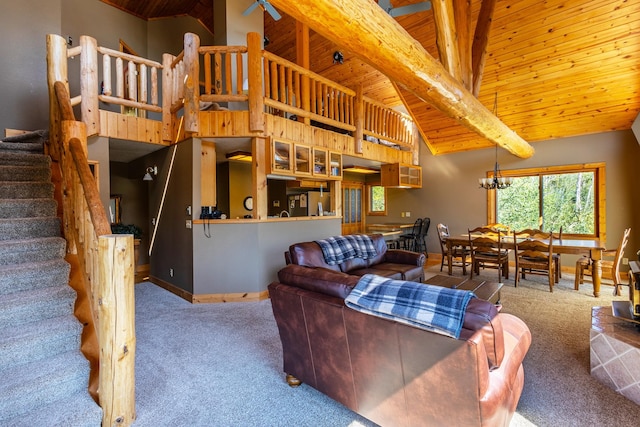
[0,0,61,132]
[377,130,640,266]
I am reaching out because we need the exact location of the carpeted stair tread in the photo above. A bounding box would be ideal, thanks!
[3,390,102,427]
[0,216,61,240]
[0,258,70,295]
[0,198,57,218]
[1,390,102,427]
[0,151,50,167]
[0,314,82,369]
[0,181,54,199]
[0,285,75,327]
[0,141,43,152]
[0,236,66,265]
[0,350,91,422]
[0,164,50,181]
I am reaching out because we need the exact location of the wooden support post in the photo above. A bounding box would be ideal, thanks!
[46,34,69,157]
[97,234,136,427]
[79,36,100,136]
[252,137,268,220]
[296,22,311,125]
[161,54,174,143]
[247,32,265,132]
[472,0,497,97]
[183,33,200,135]
[354,85,364,154]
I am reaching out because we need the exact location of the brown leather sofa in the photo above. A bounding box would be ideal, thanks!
[269,264,532,427]
[285,233,426,282]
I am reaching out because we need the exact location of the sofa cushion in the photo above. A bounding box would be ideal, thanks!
[340,256,369,273]
[277,264,359,299]
[289,242,341,272]
[347,268,403,280]
[374,262,424,282]
[364,234,389,265]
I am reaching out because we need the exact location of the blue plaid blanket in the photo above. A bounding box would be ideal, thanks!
[315,234,378,265]
[345,274,476,339]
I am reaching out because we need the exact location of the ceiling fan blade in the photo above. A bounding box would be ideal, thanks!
[242,2,260,17]
[389,2,432,18]
[263,2,282,21]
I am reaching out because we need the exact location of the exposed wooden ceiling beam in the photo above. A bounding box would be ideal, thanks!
[268,0,534,158]
[471,0,497,97]
[431,0,463,84]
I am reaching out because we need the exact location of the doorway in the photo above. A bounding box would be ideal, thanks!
[342,181,364,235]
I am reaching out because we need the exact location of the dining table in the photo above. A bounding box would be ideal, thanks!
[365,223,414,248]
[444,234,606,297]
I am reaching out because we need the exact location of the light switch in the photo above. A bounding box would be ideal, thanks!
[186,220,192,229]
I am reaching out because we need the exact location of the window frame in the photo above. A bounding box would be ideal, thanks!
[366,184,387,216]
[487,162,606,241]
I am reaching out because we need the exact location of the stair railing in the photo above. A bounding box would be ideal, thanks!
[51,81,136,427]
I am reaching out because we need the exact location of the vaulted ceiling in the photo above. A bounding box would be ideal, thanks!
[101,0,640,156]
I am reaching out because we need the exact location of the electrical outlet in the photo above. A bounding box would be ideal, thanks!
[186,220,192,229]
[623,257,629,265]
[151,218,156,226]
[405,211,411,218]
[169,268,174,277]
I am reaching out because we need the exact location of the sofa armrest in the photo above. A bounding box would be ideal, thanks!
[277,264,360,299]
[460,298,504,370]
[384,249,426,266]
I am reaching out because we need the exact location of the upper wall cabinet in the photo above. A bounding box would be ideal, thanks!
[269,138,342,180]
[381,163,422,188]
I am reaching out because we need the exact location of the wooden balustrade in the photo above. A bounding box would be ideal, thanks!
[262,50,356,133]
[50,81,136,426]
[48,31,416,155]
[363,97,417,148]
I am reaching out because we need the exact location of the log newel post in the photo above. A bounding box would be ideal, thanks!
[183,33,200,135]
[97,234,136,427]
[247,32,265,132]
[47,34,69,157]
[79,36,100,136]
[161,54,173,143]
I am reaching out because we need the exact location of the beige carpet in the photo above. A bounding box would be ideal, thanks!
[425,262,640,426]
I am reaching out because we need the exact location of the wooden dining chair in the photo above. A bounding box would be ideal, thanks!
[575,227,631,295]
[514,229,559,283]
[468,227,509,282]
[513,230,555,292]
[437,223,469,275]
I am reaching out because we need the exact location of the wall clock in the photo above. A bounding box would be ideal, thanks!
[243,196,253,211]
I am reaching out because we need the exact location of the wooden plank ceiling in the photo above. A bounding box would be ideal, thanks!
[101,0,640,156]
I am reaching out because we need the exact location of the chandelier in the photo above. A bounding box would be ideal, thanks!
[479,94,513,190]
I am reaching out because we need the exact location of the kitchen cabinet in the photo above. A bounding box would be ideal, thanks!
[381,163,422,188]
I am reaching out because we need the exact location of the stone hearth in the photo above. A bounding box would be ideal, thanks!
[590,306,640,405]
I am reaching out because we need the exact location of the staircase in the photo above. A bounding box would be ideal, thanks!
[0,132,102,426]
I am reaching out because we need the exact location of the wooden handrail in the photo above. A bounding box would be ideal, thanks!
[51,81,136,426]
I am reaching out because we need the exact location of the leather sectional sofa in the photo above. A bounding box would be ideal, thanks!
[269,263,532,427]
[285,233,426,282]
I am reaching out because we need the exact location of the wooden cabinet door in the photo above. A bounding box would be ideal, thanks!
[342,181,364,235]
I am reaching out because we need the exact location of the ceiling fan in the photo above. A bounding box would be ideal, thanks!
[378,0,432,18]
[243,0,282,21]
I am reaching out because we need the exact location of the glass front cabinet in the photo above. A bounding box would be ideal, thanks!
[270,138,342,180]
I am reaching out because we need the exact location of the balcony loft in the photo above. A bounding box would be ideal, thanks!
[46,32,419,168]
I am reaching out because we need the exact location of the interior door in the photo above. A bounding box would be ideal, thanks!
[342,182,364,235]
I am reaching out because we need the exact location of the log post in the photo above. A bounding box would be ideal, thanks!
[354,85,364,154]
[79,36,100,136]
[183,33,200,135]
[161,54,174,143]
[247,32,265,132]
[97,234,136,427]
[46,34,69,160]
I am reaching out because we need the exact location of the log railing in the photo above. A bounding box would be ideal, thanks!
[50,80,136,426]
[47,32,416,152]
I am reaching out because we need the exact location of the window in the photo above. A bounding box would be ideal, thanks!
[367,185,387,215]
[488,163,605,239]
